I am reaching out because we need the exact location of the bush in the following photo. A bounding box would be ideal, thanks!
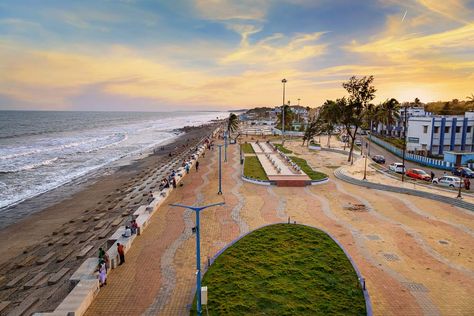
[243,156,268,180]
[290,156,328,180]
[274,143,293,154]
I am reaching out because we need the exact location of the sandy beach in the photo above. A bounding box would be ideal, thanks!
[0,122,220,313]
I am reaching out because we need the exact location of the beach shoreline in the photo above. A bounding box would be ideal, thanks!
[0,122,220,267]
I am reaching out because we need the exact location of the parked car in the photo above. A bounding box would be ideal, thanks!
[406,168,431,181]
[388,162,406,173]
[372,155,385,164]
[432,176,463,188]
[355,139,362,146]
[452,167,474,178]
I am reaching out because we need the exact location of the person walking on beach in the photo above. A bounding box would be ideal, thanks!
[196,161,199,171]
[117,243,125,265]
[185,163,190,174]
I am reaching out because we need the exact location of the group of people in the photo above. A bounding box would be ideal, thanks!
[122,219,139,238]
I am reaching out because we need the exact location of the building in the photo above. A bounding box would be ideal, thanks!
[377,106,429,137]
[406,112,474,155]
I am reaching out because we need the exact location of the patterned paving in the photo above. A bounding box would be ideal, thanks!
[85,141,474,316]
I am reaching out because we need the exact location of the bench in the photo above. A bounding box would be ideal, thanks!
[75,227,88,235]
[76,245,93,259]
[6,272,28,288]
[70,258,98,282]
[63,227,74,235]
[23,272,47,290]
[37,251,55,265]
[48,268,70,285]
[93,213,105,221]
[16,255,36,268]
[44,279,99,316]
[61,235,75,246]
[78,232,94,243]
[97,228,112,239]
[110,217,123,227]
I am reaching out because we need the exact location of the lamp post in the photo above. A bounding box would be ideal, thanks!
[297,98,301,123]
[224,131,228,163]
[457,175,463,199]
[170,202,225,316]
[363,141,368,181]
[281,78,287,144]
[217,144,223,195]
[401,104,408,182]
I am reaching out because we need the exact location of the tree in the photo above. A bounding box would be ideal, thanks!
[302,116,323,146]
[341,76,377,162]
[276,105,294,131]
[467,93,474,105]
[227,113,239,135]
[318,100,339,148]
[414,97,421,106]
[379,98,401,136]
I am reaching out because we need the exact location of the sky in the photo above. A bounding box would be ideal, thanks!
[0,0,473,111]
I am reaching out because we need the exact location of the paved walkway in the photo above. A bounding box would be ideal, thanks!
[86,141,474,316]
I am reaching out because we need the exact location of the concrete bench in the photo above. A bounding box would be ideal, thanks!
[8,295,39,316]
[97,228,112,239]
[76,227,88,234]
[107,226,125,248]
[70,258,98,282]
[78,232,94,243]
[76,245,93,259]
[93,213,105,221]
[132,205,147,219]
[23,272,47,290]
[135,213,150,235]
[48,268,70,285]
[37,251,55,265]
[63,227,74,235]
[56,248,74,263]
[6,272,28,288]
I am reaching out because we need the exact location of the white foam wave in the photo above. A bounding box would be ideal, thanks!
[0,157,59,174]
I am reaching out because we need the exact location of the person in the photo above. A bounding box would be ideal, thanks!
[117,243,125,265]
[131,220,138,235]
[103,252,110,272]
[98,247,105,261]
[430,171,435,180]
[122,226,131,238]
[172,177,177,189]
[196,161,199,171]
[185,163,190,174]
[98,260,107,286]
[464,177,470,190]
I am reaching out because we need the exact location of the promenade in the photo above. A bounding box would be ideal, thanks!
[86,140,474,315]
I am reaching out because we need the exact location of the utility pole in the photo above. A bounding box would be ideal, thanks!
[170,202,225,316]
[401,104,408,182]
[363,140,368,180]
[217,145,223,195]
[281,78,287,144]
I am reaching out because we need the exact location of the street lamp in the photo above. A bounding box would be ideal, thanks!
[224,131,228,163]
[281,78,287,144]
[401,104,408,182]
[170,202,225,316]
[363,141,368,181]
[217,144,223,194]
[457,175,463,199]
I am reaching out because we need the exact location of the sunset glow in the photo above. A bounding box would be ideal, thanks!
[1,0,473,111]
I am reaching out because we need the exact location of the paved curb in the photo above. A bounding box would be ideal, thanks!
[204,223,373,316]
[334,167,474,212]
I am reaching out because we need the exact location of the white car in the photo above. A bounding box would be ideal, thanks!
[432,176,463,188]
[388,162,406,173]
[355,139,362,146]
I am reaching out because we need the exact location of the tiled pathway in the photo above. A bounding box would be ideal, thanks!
[86,141,474,316]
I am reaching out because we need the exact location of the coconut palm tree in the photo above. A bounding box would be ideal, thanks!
[227,113,239,135]
[467,93,474,105]
[379,98,401,136]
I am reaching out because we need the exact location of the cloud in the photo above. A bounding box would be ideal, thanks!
[221,31,328,65]
[193,0,269,21]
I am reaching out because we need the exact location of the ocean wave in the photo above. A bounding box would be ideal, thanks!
[0,157,59,174]
[0,133,127,160]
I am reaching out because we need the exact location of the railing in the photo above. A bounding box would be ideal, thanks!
[370,135,453,170]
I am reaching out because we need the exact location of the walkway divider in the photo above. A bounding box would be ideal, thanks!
[33,128,219,316]
[334,167,474,212]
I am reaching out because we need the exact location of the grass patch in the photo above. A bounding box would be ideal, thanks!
[191,224,366,315]
[241,143,255,154]
[243,156,268,180]
[274,143,293,154]
[290,156,328,180]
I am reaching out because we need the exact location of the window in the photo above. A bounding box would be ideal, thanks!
[468,126,472,133]
[456,126,461,133]
[423,126,428,133]
[434,126,440,133]
[445,126,450,133]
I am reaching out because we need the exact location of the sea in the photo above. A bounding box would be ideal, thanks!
[0,110,227,226]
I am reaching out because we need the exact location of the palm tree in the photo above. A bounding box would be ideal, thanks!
[414,97,421,106]
[467,93,474,104]
[318,100,340,148]
[227,113,239,135]
[380,98,401,136]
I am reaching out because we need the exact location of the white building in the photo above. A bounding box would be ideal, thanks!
[406,112,474,155]
[377,107,428,137]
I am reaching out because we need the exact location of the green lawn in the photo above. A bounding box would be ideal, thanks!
[274,143,293,154]
[241,143,255,154]
[191,224,366,315]
[243,156,268,180]
[290,156,328,180]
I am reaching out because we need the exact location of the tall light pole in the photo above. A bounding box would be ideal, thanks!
[170,202,225,316]
[224,131,228,163]
[281,78,287,144]
[217,144,223,194]
[363,140,368,181]
[401,104,408,182]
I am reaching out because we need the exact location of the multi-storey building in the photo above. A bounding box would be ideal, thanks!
[406,112,474,155]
